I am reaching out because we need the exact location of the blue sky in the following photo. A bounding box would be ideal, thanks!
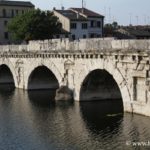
[22,0,150,25]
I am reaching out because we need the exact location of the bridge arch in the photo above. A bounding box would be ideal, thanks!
[0,64,15,85]
[0,61,17,87]
[75,59,131,112]
[24,60,63,90]
[80,69,122,101]
[27,65,60,90]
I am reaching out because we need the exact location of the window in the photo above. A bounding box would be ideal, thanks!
[97,21,101,28]
[65,34,68,38]
[72,34,76,40]
[97,34,101,38]
[4,32,8,39]
[91,20,98,28]
[90,34,95,38]
[91,20,94,27]
[56,35,60,38]
[71,23,77,29]
[3,9,6,17]
[11,10,14,17]
[83,34,86,39]
[4,20,8,26]
[82,23,87,29]
[16,10,18,15]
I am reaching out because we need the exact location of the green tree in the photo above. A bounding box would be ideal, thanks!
[104,22,119,37]
[8,9,62,42]
[112,21,118,29]
[104,23,113,36]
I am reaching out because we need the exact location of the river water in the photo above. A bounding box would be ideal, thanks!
[0,84,150,150]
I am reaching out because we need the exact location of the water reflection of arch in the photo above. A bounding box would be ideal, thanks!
[28,90,56,107]
[0,84,15,98]
[80,101,123,135]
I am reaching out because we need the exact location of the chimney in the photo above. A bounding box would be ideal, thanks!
[82,0,83,9]
[61,6,65,10]
[77,12,79,19]
[82,8,84,14]
[82,0,84,13]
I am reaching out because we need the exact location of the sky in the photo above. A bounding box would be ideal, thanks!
[16,0,150,25]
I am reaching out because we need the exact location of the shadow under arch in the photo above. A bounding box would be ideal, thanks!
[28,65,59,90]
[79,69,124,135]
[80,69,123,101]
[0,64,15,86]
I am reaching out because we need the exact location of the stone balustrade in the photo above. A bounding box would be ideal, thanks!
[0,38,150,53]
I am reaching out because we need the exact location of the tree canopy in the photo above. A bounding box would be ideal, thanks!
[104,22,119,37]
[8,9,62,42]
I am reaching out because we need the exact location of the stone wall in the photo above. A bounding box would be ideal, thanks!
[1,38,150,53]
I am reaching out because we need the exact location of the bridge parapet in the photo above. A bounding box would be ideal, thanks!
[1,38,150,53]
[27,38,150,52]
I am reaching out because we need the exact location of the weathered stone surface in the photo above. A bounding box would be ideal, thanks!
[0,38,150,52]
[55,86,73,101]
[0,38,150,116]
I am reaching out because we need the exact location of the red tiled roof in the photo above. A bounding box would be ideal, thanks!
[54,9,87,21]
[70,8,104,18]
[0,0,34,7]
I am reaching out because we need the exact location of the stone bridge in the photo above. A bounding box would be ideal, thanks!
[0,38,150,116]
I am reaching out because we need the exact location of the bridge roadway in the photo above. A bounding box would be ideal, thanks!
[0,38,150,116]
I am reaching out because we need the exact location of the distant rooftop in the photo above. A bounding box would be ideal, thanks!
[0,0,34,7]
[70,7,104,18]
[124,28,150,37]
[115,27,150,39]
[55,9,87,21]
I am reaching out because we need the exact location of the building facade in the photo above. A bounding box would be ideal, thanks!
[53,7,104,40]
[0,0,34,44]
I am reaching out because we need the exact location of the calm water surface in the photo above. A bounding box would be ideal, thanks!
[0,84,150,150]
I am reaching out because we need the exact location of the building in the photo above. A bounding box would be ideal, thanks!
[114,26,150,39]
[53,7,104,40]
[0,0,34,44]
